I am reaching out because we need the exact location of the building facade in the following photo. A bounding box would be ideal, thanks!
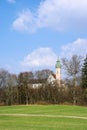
[55,58,61,86]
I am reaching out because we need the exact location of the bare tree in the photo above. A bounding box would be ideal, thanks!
[62,55,82,105]
[5,74,18,105]
[34,69,53,79]
[0,69,9,88]
[0,69,18,105]
[18,72,34,105]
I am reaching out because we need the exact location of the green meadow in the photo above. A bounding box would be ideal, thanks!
[0,105,87,130]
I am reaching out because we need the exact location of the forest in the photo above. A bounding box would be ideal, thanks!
[0,55,87,106]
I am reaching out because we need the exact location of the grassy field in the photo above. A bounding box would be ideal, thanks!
[0,105,87,130]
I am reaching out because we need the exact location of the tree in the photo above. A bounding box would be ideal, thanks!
[5,74,18,105]
[62,55,82,86]
[0,69,18,105]
[82,55,87,88]
[62,55,82,105]
[35,69,53,79]
[0,69,9,88]
[0,69,10,104]
[17,72,34,105]
[18,72,28,104]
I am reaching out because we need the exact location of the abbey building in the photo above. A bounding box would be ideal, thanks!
[47,58,61,86]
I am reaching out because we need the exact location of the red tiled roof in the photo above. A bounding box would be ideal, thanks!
[51,73,56,79]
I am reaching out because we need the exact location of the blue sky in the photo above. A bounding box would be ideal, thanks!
[0,0,87,74]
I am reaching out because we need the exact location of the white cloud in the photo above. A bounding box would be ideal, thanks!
[7,0,16,4]
[20,39,87,71]
[12,9,36,33]
[61,38,87,58]
[21,48,57,69]
[12,0,87,33]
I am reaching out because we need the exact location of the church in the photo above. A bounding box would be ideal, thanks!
[47,58,61,86]
[31,58,62,88]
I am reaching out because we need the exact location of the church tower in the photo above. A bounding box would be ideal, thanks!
[55,58,61,86]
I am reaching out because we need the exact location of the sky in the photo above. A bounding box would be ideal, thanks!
[0,0,87,74]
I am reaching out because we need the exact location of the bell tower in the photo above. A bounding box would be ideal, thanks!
[55,58,61,86]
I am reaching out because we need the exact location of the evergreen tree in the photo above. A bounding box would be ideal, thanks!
[82,55,87,88]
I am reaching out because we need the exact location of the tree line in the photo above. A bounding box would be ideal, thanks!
[0,55,87,106]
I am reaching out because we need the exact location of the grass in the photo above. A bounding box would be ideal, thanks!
[0,105,87,130]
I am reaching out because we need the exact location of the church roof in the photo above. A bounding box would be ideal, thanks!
[51,73,56,79]
[55,58,61,68]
